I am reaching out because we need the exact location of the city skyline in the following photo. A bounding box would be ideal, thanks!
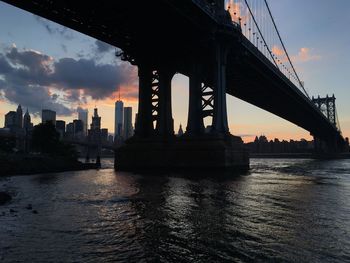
[0,1,349,142]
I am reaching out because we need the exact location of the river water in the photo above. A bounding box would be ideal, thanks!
[0,158,350,262]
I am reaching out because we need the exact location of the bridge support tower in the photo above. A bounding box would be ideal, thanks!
[311,95,347,157]
[115,42,249,171]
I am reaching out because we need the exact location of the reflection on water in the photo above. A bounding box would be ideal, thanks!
[1,158,350,262]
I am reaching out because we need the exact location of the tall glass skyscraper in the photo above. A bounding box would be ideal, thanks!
[42,109,56,125]
[115,100,124,139]
[78,108,88,136]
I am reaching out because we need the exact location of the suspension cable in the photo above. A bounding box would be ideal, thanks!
[243,0,278,68]
[263,0,310,99]
[336,108,342,133]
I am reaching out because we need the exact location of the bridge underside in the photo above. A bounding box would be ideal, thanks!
[2,0,341,141]
[2,0,346,167]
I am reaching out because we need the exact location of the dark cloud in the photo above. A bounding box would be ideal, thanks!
[0,55,13,74]
[2,84,73,116]
[64,90,81,103]
[95,40,114,53]
[6,47,51,69]
[0,46,137,116]
[52,57,135,99]
[3,48,52,88]
[34,16,74,40]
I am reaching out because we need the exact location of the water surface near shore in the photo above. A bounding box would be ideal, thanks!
[1,158,350,262]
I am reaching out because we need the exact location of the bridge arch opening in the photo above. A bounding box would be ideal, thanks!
[202,83,214,132]
[171,73,189,135]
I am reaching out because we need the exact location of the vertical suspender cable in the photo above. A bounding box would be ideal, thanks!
[243,0,278,68]
[263,0,310,99]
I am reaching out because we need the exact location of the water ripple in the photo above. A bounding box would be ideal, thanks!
[0,158,350,262]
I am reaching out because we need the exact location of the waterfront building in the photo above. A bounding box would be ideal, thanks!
[88,108,101,144]
[78,108,88,136]
[4,104,24,133]
[16,104,23,129]
[73,119,84,139]
[91,108,101,130]
[66,122,74,139]
[42,109,56,125]
[101,128,108,143]
[23,109,33,133]
[4,111,17,130]
[56,120,66,139]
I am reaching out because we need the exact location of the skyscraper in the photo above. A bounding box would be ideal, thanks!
[42,109,56,125]
[101,128,108,143]
[56,120,66,139]
[78,108,88,136]
[66,122,74,138]
[4,111,17,130]
[16,104,23,129]
[4,104,23,132]
[123,107,133,139]
[177,124,184,136]
[23,109,33,132]
[73,119,84,138]
[89,108,101,143]
[115,99,124,139]
[91,108,101,130]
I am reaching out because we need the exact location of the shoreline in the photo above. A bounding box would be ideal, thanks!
[250,153,350,159]
[0,154,100,177]
[250,153,313,159]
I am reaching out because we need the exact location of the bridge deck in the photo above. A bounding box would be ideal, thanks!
[1,0,342,142]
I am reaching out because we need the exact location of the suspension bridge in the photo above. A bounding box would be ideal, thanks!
[2,0,347,170]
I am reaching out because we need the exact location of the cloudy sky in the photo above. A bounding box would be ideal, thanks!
[0,0,349,141]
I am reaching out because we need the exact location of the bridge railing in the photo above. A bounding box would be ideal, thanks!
[226,0,310,96]
[193,1,342,134]
[193,0,308,98]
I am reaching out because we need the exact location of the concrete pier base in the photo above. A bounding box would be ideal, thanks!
[115,135,249,171]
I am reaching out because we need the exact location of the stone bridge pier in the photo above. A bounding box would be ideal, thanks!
[115,42,249,171]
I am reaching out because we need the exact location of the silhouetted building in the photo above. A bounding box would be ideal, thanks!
[101,128,108,143]
[115,100,123,139]
[56,120,66,139]
[123,107,133,139]
[42,109,56,125]
[4,111,17,131]
[4,104,24,133]
[108,135,114,144]
[246,136,314,154]
[66,122,74,138]
[88,108,101,144]
[16,104,23,129]
[78,108,88,136]
[73,119,84,139]
[23,109,33,133]
[177,124,184,136]
[91,108,101,131]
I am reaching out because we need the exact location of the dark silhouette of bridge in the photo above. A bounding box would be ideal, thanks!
[3,0,347,169]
